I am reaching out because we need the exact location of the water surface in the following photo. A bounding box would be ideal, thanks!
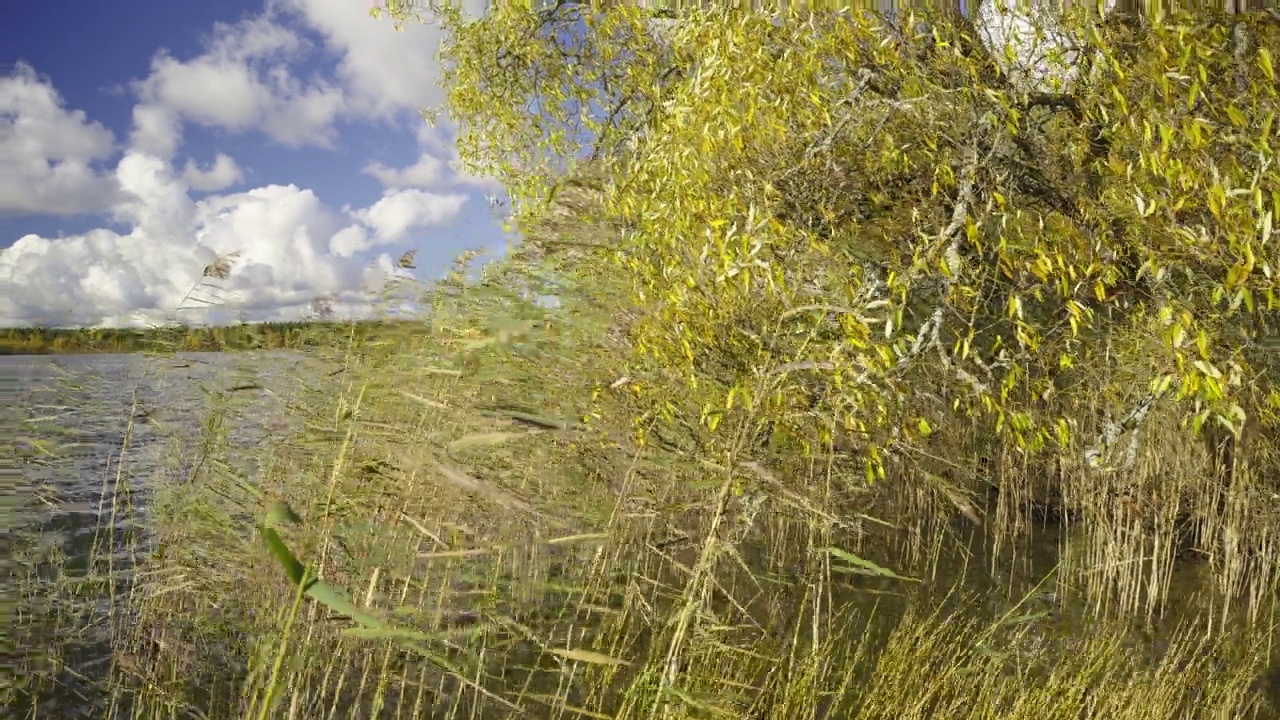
[9,351,317,717]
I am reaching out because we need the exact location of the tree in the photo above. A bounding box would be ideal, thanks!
[397,3,1280,593]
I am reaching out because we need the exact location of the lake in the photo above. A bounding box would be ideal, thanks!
[8,351,317,718]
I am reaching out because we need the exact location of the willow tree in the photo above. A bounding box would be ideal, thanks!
[393,0,1280,605]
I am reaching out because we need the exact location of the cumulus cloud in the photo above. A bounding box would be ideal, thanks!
[112,152,198,241]
[142,54,268,131]
[363,121,505,193]
[363,153,448,189]
[1,0,509,327]
[1,63,120,215]
[356,189,467,243]
[130,14,346,155]
[129,103,182,159]
[279,0,489,119]
[126,0,491,157]
[0,149,474,327]
[193,183,359,307]
[182,153,244,192]
[363,148,503,195]
[329,225,371,258]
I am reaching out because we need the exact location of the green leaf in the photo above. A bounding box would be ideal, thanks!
[435,465,534,514]
[258,500,389,630]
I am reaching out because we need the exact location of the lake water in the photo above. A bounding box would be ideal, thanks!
[10,351,308,555]
[8,351,318,718]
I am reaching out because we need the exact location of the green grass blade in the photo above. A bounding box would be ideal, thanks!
[258,500,388,629]
[820,547,919,583]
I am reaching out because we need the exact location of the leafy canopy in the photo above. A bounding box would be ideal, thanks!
[397,2,1280,484]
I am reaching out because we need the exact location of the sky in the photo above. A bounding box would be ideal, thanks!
[1,0,505,328]
[0,0,1081,329]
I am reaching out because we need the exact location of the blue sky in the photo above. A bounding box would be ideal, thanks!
[1,0,505,327]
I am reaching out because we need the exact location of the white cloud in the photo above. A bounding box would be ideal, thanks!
[355,188,467,242]
[260,76,346,145]
[0,1,509,327]
[112,152,197,241]
[142,52,269,130]
[125,0,507,176]
[1,225,212,327]
[364,121,505,193]
[363,153,447,189]
[363,149,503,195]
[279,0,488,119]
[0,63,120,215]
[329,225,370,258]
[130,104,182,159]
[125,0,492,157]
[193,184,359,304]
[130,15,346,154]
[182,153,244,192]
[0,153,456,327]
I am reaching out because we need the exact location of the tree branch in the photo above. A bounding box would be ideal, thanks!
[1083,384,1172,470]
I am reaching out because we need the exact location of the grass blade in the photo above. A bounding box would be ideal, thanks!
[547,648,630,666]
[821,546,919,583]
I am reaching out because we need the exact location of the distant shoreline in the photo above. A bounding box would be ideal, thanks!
[0,319,419,355]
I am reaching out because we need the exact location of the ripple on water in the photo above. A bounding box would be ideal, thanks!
[8,350,317,716]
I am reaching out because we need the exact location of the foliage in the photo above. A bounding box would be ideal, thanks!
[414,3,1280,489]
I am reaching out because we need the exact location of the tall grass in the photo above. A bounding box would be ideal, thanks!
[11,210,1280,719]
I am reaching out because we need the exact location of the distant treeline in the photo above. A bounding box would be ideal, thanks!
[0,321,397,355]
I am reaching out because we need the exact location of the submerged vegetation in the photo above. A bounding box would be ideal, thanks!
[12,3,1280,719]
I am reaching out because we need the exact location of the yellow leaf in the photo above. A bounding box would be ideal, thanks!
[917,418,932,437]
[1260,48,1275,82]
[1193,360,1222,380]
